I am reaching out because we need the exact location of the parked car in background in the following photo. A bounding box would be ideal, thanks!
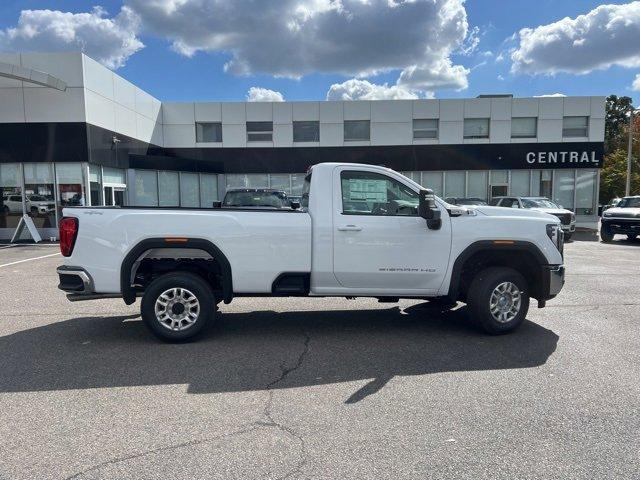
[3,194,55,214]
[221,188,296,209]
[491,196,576,240]
[599,197,622,216]
[445,197,488,206]
[600,196,640,242]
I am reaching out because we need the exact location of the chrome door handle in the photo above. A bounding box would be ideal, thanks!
[337,225,362,231]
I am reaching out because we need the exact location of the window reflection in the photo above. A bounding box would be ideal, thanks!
[23,163,56,228]
[0,164,22,229]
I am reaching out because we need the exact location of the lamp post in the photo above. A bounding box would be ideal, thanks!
[626,107,635,196]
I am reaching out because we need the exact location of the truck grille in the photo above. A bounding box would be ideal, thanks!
[607,212,637,218]
[553,213,572,226]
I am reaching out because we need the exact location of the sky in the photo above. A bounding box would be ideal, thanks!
[0,0,638,103]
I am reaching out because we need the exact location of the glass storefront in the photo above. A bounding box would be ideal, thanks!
[398,168,598,217]
[0,164,22,229]
[224,173,306,197]
[23,163,56,229]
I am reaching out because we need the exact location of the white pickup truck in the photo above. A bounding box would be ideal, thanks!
[57,162,565,341]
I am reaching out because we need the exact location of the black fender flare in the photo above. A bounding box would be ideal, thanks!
[447,240,549,300]
[120,238,233,305]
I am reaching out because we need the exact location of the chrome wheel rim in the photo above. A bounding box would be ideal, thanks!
[489,281,522,323]
[154,287,200,331]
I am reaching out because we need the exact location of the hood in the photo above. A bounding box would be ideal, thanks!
[528,207,573,215]
[603,207,640,217]
[473,205,560,222]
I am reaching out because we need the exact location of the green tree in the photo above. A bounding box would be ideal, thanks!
[604,95,634,154]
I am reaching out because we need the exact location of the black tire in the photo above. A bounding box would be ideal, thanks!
[467,267,530,335]
[627,234,638,241]
[600,226,614,243]
[141,272,215,342]
[564,232,572,241]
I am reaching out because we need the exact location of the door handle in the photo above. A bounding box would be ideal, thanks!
[337,225,362,231]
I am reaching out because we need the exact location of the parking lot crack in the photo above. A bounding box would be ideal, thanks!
[256,328,311,480]
[63,425,260,480]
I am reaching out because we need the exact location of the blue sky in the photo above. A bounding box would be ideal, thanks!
[0,0,638,102]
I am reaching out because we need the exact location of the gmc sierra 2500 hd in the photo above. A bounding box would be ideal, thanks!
[57,163,565,342]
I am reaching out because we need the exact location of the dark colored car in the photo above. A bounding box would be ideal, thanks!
[221,188,297,209]
[445,197,488,206]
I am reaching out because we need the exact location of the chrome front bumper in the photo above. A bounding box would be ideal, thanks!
[548,265,565,297]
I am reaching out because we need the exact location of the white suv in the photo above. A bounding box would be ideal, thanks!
[491,196,576,240]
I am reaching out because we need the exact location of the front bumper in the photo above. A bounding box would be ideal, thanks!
[539,264,565,302]
[601,219,640,235]
[561,223,576,233]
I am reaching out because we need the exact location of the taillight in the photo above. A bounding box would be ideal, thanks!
[59,217,78,257]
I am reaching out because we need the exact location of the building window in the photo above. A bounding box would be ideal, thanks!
[463,118,490,139]
[23,163,56,229]
[421,171,443,197]
[134,170,159,207]
[0,163,22,229]
[467,171,488,200]
[180,173,200,207]
[200,173,219,208]
[444,171,465,197]
[195,122,222,143]
[510,170,530,196]
[246,122,273,142]
[344,120,370,141]
[293,121,320,142]
[576,169,597,215]
[511,117,537,138]
[563,116,589,137]
[158,171,179,207]
[553,170,575,210]
[413,119,438,139]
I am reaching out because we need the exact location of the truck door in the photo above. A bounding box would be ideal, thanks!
[332,167,452,293]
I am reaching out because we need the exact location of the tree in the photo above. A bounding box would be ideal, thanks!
[600,95,637,202]
[604,95,634,154]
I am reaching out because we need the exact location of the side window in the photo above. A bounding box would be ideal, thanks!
[340,171,418,216]
[509,199,520,208]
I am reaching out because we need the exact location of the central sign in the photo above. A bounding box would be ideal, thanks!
[525,150,600,165]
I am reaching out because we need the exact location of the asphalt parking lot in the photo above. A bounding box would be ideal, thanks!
[0,236,639,479]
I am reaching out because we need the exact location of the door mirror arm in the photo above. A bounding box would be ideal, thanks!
[418,189,442,230]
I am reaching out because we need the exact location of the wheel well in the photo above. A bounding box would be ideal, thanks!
[121,239,233,305]
[455,248,543,302]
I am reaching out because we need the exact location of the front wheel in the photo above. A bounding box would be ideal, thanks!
[141,272,215,342]
[600,226,614,243]
[627,234,638,241]
[467,267,530,335]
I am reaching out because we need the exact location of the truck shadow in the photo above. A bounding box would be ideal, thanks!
[0,304,558,403]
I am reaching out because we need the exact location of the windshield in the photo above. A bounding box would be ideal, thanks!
[617,197,640,208]
[460,199,487,206]
[223,191,287,208]
[28,195,48,201]
[521,198,559,209]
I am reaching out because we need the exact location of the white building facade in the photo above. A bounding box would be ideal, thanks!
[0,52,605,240]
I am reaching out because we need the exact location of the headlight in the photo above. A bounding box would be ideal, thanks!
[546,223,563,252]
[603,212,612,217]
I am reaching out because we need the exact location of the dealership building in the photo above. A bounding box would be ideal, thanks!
[0,52,605,240]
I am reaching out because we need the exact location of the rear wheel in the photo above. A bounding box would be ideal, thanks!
[467,267,529,335]
[627,234,638,241]
[600,226,614,243]
[141,272,215,342]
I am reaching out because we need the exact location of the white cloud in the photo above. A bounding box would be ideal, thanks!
[0,6,143,69]
[633,74,640,91]
[127,0,471,92]
[246,87,284,102]
[398,59,469,90]
[534,93,566,98]
[326,79,419,101]
[511,2,640,75]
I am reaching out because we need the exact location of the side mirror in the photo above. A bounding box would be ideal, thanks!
[212,201,222,208]
[290,200,301,210]
[418,189,442,230]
